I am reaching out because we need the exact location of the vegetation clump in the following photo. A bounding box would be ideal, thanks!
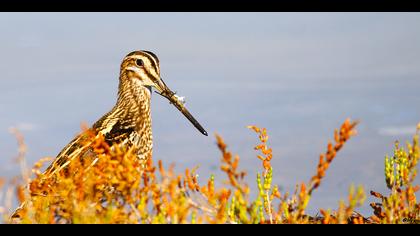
[1,119,419,224]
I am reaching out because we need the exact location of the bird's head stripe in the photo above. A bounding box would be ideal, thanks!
[126,53,159,75]
[139,51,159,74]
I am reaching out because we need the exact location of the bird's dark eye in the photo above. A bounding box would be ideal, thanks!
[136,59,144,67]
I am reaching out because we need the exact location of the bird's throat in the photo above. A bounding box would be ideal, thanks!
[93,79,153,160]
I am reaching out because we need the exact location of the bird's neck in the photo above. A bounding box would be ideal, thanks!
[93,79,153,159]
[115,81,152,129]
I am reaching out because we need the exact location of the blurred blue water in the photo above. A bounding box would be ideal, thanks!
[1,13,420,216]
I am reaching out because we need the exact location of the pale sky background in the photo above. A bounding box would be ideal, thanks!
[0,13,420,216]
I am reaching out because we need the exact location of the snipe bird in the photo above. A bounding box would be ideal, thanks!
[42,50,208,176]
[10,50,207,220]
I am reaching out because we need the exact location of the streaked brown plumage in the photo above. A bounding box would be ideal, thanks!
[11,50,207,221]
[43,50,207,176]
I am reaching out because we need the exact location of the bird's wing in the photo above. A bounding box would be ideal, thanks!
[43,130,98,177]
[10,130,100,222]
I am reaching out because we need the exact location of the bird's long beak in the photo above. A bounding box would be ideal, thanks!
[153,78,208,136]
